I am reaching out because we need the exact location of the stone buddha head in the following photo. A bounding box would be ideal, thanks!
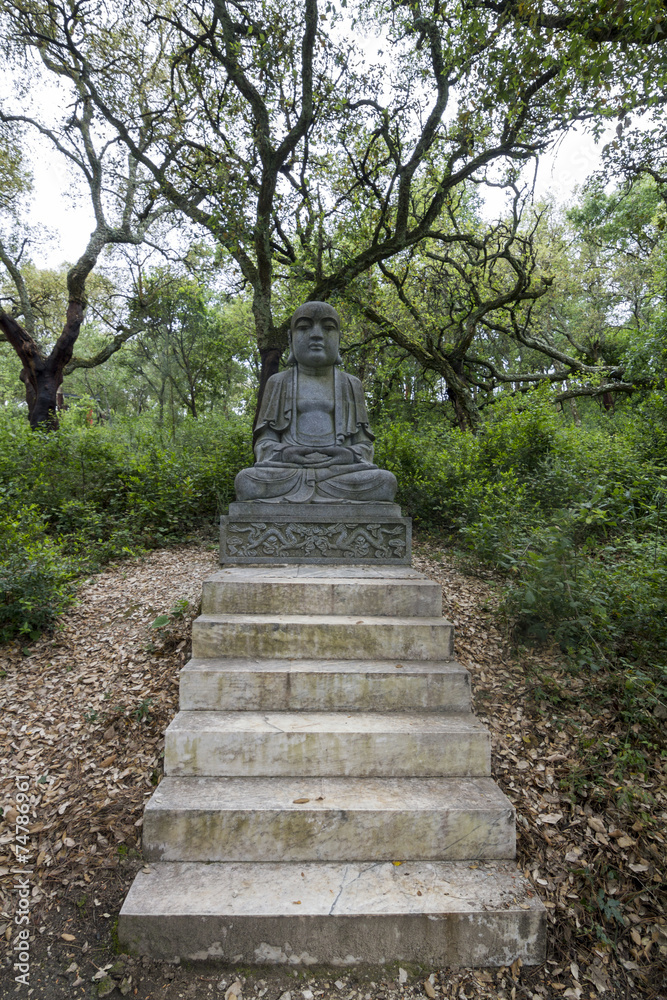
[287,301,344,369]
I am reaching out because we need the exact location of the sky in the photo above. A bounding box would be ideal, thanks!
[535,128,612,204]
[480,124,614,222]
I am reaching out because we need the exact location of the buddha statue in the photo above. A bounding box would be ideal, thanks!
[234,302,397,503]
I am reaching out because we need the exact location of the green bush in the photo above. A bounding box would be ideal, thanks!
[0,407,253,640]
[373,421,449,525]
[0,408,253,555]
[375,389,667,684]
[502,526,667,708]
[373,418,480,528]
[476,386,560,475]
[0,502,78,642]
[54,499,139,568]
[457,472,540,565]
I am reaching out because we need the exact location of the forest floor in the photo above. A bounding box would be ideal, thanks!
[0,538,665,1000]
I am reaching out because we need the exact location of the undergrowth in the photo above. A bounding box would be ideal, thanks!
[0,405,251,640]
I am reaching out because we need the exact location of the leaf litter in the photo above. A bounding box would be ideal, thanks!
[0,537,664,999]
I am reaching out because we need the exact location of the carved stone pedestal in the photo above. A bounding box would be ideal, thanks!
[220,502,411,565]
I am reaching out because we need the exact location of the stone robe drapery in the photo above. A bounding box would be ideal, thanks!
[235,367,397,503]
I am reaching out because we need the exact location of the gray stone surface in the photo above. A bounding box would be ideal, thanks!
[220,507,411,566]
[191,613,454,661]
[163,710,490,778]
[202,565,440,616]
[117,860,546,966]
[233,302,397,506]
[117,562,547,966]
[143,775,515,862]
[228,502,403,518]
[179,657,471,712]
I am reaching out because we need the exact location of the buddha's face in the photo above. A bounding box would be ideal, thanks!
[291,304,340,369]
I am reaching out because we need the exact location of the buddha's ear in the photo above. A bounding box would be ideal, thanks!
[286,333,297,366]
[335,351,343,365]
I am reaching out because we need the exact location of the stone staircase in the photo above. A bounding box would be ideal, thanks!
[118,565,545,967]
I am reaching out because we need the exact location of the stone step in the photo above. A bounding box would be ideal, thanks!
[117,860,546,966]
[202,566,442,617]
[143,776,515,862]
[191,614,454,661]
[164,711,490,778]
[179,658,471,712]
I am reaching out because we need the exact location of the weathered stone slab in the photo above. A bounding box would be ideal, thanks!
[117,860,546,966]
[143,775,515,862]
[228,502,404,518]
[191,613,454,661]
[164,711,490,778]
[119,548,545,967]
[220,502,411,565]
[179,658,471,712]
[202,565,441,617]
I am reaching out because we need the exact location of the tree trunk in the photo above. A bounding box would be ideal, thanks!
[443,357,480,433]
[26,368,62,430]
[2,301,84,430]
[253,345,283,427]
[449,386,480,433]
[20,369,37,416]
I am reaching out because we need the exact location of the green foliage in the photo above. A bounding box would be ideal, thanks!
[477,388,560,473]
[0,406,252,641]
[375,385,667,691]
[374,386,562,530]
[116,272,256,422]
[373,417,479,527]
[457,474,539,566]
[151,599,190,630]
[0,406,252,546]
[0,502,77,642]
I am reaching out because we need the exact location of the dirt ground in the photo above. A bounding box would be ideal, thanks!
[1,539,665,1000]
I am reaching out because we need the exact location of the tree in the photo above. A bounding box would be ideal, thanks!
[337,188,555,431]
[340,175,667,432]
[0,262,118,400]
[3,0,666,424]
[118,270,255,423]
[567,176,667,390]
[0,49,168,427]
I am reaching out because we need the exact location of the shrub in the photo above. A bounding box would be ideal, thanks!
[0,502,78,642]
[476,386,560,476]
[457,472,540,565]
[0,408,253,640]
[0,408,253,551]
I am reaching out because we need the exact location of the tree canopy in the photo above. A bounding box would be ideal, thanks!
[1,0,666,424]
